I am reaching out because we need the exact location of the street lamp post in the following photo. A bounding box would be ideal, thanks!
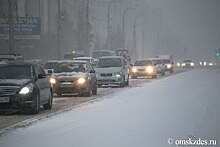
[122,6,136,48]
[107,0,120,50]
[133,12,147,60]
[57,0,61,59]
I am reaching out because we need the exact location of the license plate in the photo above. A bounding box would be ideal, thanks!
[0,97,9,103]
[60,83,72,87]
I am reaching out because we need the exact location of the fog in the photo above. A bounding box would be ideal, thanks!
[0,0,220,63]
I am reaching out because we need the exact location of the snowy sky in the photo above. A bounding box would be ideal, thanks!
[150,0,220,61]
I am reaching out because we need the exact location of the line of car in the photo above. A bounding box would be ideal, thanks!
[0,53,174,115]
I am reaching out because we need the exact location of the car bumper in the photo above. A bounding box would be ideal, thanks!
[131,71,155,77]
[97,76,123,85]
[51,83,89,94]
[0,93,35,109]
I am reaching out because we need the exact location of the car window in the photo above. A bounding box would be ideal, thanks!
[43,62,58,69]
[134,60,152,66]
[0,65,33,79]
[96,58,122,68]
[53,63,87,73]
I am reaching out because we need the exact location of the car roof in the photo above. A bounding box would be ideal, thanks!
[0,61,36,66]
[149,58,161,60]
[57,60,88,64]
[74,57,93,59]
[99,56,123,59]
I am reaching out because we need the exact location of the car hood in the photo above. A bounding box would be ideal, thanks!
[95,67,123,74]
[0,79,32,87]
[52,72,87,78]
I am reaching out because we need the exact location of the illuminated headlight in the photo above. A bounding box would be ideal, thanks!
[167,64,172,68]
[182,63,186,66]
[146,66,154,73]
[50,78,56,84]
[114,72,122,77]
[177,63,180,67]
[78,78,86,84]
[209,63,213,66]
[132,67,137,73]
[204,62,207,66]
[190,63,194,66]
[19,83,34,95]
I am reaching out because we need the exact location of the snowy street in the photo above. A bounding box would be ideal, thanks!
[0,68,219,147]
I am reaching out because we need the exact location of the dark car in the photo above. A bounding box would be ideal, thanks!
[50,60,97,97]
[0,62,53,114]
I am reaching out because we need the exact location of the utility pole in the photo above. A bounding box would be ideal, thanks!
[86,0,89,55]
[142,31,145,59]
[9,0,14,53]
[57,0,61,59]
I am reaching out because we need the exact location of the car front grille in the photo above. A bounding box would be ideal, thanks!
[0,86,19,96]
[58,77,78,83]
[100,73,112,77]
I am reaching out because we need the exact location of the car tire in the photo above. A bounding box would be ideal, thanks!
[57,92,62,96]
[30,93,40,114]
[92,84,97,95]
[170,69,173,73]
[152,74,157,79]
[43,92,53,110]
[125,75,129,86]
[83,84,91,97]
[120,76,125,87]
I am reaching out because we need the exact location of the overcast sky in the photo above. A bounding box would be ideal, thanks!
[149,0,220,61]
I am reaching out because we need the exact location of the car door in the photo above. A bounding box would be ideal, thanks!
[87,63,96,88]
[33,65,48,102]
[122,59,129,80]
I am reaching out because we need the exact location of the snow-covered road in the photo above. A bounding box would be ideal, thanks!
[0,68,219,147]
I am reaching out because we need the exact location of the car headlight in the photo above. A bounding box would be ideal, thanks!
[182,63,186,66]
[114,72,122,77]
[190,63,194,66]
[167,64,172,68]
[19,83,34,95]
[177,63,180,67]
[50,78,56,84]
[146,66,154,73]
[132,67,137,73]
[78,77,86,84]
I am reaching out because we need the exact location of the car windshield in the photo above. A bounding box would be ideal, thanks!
[184,60,193,62]
[96,58,122,68]
[152,59,162,64]
[162,59,170,64]
[74,59,90,63]
[134,60,152,66]
[92,52,111,59]
[53,62,87,73]
[43,62,58,69]
[0,65,32,79]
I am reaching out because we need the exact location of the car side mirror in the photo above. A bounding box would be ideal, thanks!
[38,74,46,79]
[90,69,96,73]
[154,63,157,66]
[172,62,174,65]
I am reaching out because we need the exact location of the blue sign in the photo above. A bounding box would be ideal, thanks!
[0,17,41,40]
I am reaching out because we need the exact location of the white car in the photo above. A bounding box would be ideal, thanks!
[149,58,165,76]
[74,57,96,67]
[182,60,194,68]
[43,60,59,74]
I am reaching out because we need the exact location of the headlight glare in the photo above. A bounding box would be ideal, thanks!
[50,78,56,84]
[146,66,154,73]
[132,68,137,73]
[190,63,194,66]
[19,83,34,95]
[78,78,86,84]
[167,64,172,68]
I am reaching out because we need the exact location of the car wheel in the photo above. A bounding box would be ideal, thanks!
[92,84,97,95]
[170,70,173,73]
[162,72,165,76]
[84,84,91,97]
[30,93,40,114]
[43,92,53,110]
[120,76,125,87]
[125,75,129,86]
